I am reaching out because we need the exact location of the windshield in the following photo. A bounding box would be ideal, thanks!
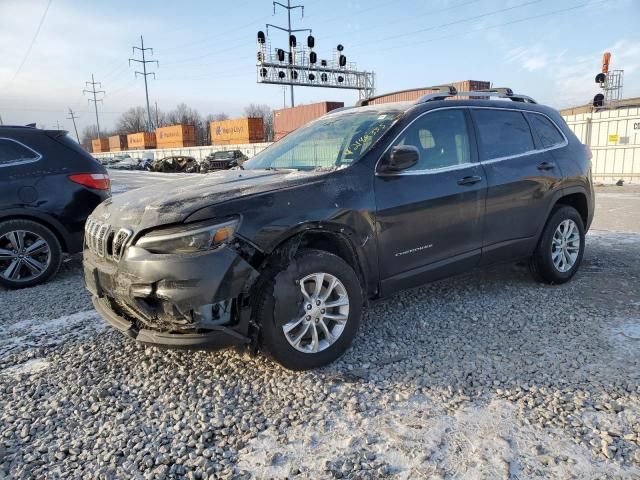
[213,151,234,160]
[244,109,403,171]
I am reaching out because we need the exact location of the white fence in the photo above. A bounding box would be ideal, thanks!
[562,106,640,183]
[92,142,273,162]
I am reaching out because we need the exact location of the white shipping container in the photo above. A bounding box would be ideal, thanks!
[562,105,640,183]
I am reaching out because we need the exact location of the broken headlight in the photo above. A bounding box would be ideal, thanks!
[136,219,238,254]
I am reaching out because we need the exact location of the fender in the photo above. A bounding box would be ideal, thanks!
[0,207,77,252]
[261,220,379,298]
[534,184,590,239]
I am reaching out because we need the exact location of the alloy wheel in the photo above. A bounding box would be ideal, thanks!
[551,219,580,273]
[282,272,350,354]
[0,230,51,283]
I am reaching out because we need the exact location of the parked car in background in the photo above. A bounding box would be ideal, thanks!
[109,155,138,170]
[1,125,110,288]
[149,156,199,173]
[200,150,248,173]
[84,87,594,370]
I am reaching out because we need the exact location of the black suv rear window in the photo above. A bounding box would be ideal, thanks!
[529,113,565,149]
[473,109,535,160]
[0,138,40,166]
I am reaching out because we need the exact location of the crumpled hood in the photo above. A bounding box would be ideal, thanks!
[92,169,322,230]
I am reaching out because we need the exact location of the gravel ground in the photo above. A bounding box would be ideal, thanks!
[1,180,639,479]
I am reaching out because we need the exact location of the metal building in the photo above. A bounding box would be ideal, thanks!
[561,97,640,184]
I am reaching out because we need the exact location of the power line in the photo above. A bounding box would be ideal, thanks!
[350,0,543,49]
[8,0,53,84]
[129,35,158,130]
[365,0,610,56]
[83,73,105,138]
[66,108,80,143]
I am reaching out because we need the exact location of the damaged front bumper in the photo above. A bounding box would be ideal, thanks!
[83,243,258,349]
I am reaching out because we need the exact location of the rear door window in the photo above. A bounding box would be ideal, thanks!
[0,138,41,166]
[472,109,535,160]
[528,113,565,149]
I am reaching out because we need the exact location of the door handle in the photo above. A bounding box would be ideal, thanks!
[457,175,482,186]
[537,161,556,171]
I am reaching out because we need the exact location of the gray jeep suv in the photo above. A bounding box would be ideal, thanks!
[83,86,594,370]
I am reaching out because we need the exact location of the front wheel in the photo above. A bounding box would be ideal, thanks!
[529,206,585,284]
[256,249,363,370]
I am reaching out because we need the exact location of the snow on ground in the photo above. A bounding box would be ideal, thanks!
[0,183,639,478]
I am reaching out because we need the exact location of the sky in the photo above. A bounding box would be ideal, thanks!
[1,0,639,134]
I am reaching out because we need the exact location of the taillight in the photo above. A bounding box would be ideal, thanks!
[68,173,111,191]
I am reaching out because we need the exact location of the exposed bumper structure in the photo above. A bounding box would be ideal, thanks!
[83,243,257,349]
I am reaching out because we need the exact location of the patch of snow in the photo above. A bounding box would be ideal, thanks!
[0,310,105,357]
[237,398,635,479]
[0,358,50,376]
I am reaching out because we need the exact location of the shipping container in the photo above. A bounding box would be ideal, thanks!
[364,80,491,105]
[156,124,196,148]
[108,134,128,152]
[273,101,344,140]
[210,117,264,145]
[91,138,109,153]
[127,131,157,149]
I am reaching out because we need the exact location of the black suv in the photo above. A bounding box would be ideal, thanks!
[201,150,248,173]
[84,87,594,370]
[1,126,111,288]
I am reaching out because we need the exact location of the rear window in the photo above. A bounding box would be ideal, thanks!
[473,109,535,160]
[528,113,565,149]
[0,138,40,166]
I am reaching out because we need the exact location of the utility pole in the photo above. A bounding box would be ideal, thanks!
[83,73,105,138]
[269,0,309,107]
[66,108,80,143]
[155,101,159,128]
[129,35,158,131]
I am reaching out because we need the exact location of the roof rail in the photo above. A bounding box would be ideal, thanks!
[414,85,459,104]
[356,85,459,107]
[415,87,537,105]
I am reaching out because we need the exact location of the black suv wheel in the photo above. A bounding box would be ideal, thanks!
[529,206,585,284]
[0,219,62,289]
[255,249,363,370]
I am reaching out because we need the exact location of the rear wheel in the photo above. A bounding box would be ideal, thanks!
[529,206,585,284]
[256,249,362,370]
[0,219,62,289]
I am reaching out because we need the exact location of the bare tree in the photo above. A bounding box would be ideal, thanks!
[115,106,148,134]
[81,124,113,148]
[243,103,273,141]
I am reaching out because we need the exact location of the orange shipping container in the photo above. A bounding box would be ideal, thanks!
[127,132,157,149]
[91,138,109,153]
[273,101,344,140]
[210,117,264,145]
[156,124,196,148]
[108,135,128,151]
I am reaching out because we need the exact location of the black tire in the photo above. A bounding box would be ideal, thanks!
[529,206,585,284]
[255,248,363,370]
[0,219,62,289]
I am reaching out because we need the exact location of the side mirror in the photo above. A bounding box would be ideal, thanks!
[380,145,419,173]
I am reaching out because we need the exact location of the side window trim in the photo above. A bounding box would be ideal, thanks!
[0,137,43,168]
[469,108,569,164]
[525,111,568,150]
[375,107,477,176]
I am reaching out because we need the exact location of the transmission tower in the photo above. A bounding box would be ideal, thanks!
[66,108,80,143]
[267,1,310,107]
[129,35,158,131]
[83,74,105,138]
